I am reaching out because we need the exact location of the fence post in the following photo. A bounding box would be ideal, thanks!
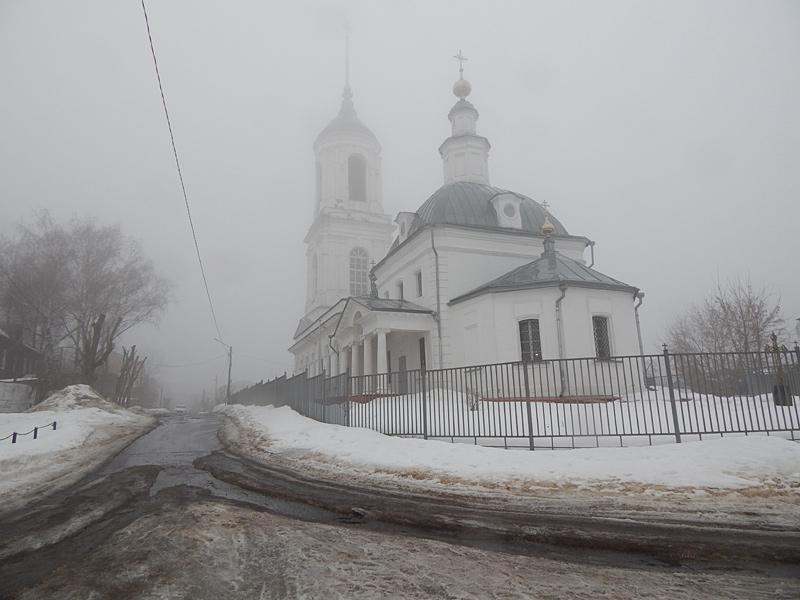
[663,344,682,443]
[345,369,351,428]
[321,369,327,424]
[421,365,429,440]
[522,361,535,451]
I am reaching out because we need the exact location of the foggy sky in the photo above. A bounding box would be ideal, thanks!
[1,0,799,401]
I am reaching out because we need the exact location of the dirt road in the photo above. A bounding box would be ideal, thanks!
[1,414,797,599]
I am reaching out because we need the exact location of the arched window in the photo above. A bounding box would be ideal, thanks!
[348,154,367,202]
[349,247,370,296]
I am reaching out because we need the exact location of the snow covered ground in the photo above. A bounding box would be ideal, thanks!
[0,385,155,515]
[342,386,800,447]
[217,403,800,493]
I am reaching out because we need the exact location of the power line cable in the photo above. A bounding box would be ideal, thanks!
[140,0,223,342]
[155,353,228,368]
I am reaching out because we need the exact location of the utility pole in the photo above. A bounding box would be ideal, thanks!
[214,338,233,405]
[226,345,233,405]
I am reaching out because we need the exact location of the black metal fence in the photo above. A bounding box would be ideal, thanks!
[232,348,800,449]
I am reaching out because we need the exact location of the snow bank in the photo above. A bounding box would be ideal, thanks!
[217,403,800,491]
[0,385,155,515]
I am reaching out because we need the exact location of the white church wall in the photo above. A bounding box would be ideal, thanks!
[374,233,437,308]
[560,288,640,358]
[448,295,497,366]
[450,287,639,366]
[374,226,589,357]
[450,288,561,366]
[435,227,587,301]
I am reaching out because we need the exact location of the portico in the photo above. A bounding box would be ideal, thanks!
[291,295,434,384]
[331,297,433,377]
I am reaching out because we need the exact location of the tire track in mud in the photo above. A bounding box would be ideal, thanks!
[195,450,800,572]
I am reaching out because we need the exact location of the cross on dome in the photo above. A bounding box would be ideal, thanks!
[453,49,468,79]
[451,49,472,99]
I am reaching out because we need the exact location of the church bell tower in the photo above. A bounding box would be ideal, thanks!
[302,32,393,319]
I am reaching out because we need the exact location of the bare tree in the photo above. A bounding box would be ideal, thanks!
[666,277,786,396]
[0,212,72,353]
[667,277,784,353]
[114,345,147,406]
[0,213,170,386]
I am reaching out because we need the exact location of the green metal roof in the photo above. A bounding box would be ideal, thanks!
[450,251,637,304]
[409,181,569,237]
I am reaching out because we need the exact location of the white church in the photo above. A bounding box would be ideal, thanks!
[290,53,644,379]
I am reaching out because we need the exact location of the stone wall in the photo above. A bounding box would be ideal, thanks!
[0,381,36,413]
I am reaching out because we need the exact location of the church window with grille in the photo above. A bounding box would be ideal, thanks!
[348,154,367,202]
[593,316,612,359]
[349,247,370,296]
[518,319,542,362]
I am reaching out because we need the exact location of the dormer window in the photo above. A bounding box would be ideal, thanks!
[491,193,523,229]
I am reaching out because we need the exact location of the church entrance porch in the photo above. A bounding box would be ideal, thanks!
[345,329,431,400]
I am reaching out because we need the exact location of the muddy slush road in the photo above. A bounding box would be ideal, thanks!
[0,414,797,599]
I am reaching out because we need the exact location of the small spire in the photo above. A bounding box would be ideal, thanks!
[338,24,356,118]
[344,24,351,91]
[541,200,555,236]
[540,200,557,270]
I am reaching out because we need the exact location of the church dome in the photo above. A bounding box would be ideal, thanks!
[408,181,568,237]
[316,87,377,145]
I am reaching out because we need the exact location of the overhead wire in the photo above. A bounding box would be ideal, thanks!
[154,353,228,369]
[140,0,223,342]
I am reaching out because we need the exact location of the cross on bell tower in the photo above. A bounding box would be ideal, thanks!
[453,49,468,79]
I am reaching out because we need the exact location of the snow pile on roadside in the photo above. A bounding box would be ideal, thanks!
[30,384,121,412]
[217,404,800,491]
[0,385,155,515]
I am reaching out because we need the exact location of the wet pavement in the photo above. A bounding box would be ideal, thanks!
[98,414,334,519]
[1,414,798,599]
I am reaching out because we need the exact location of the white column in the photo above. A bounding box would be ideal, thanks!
[352,341,362,376]
[376,329,388,374]
[364,334,374,375]
[330,352,339,376]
